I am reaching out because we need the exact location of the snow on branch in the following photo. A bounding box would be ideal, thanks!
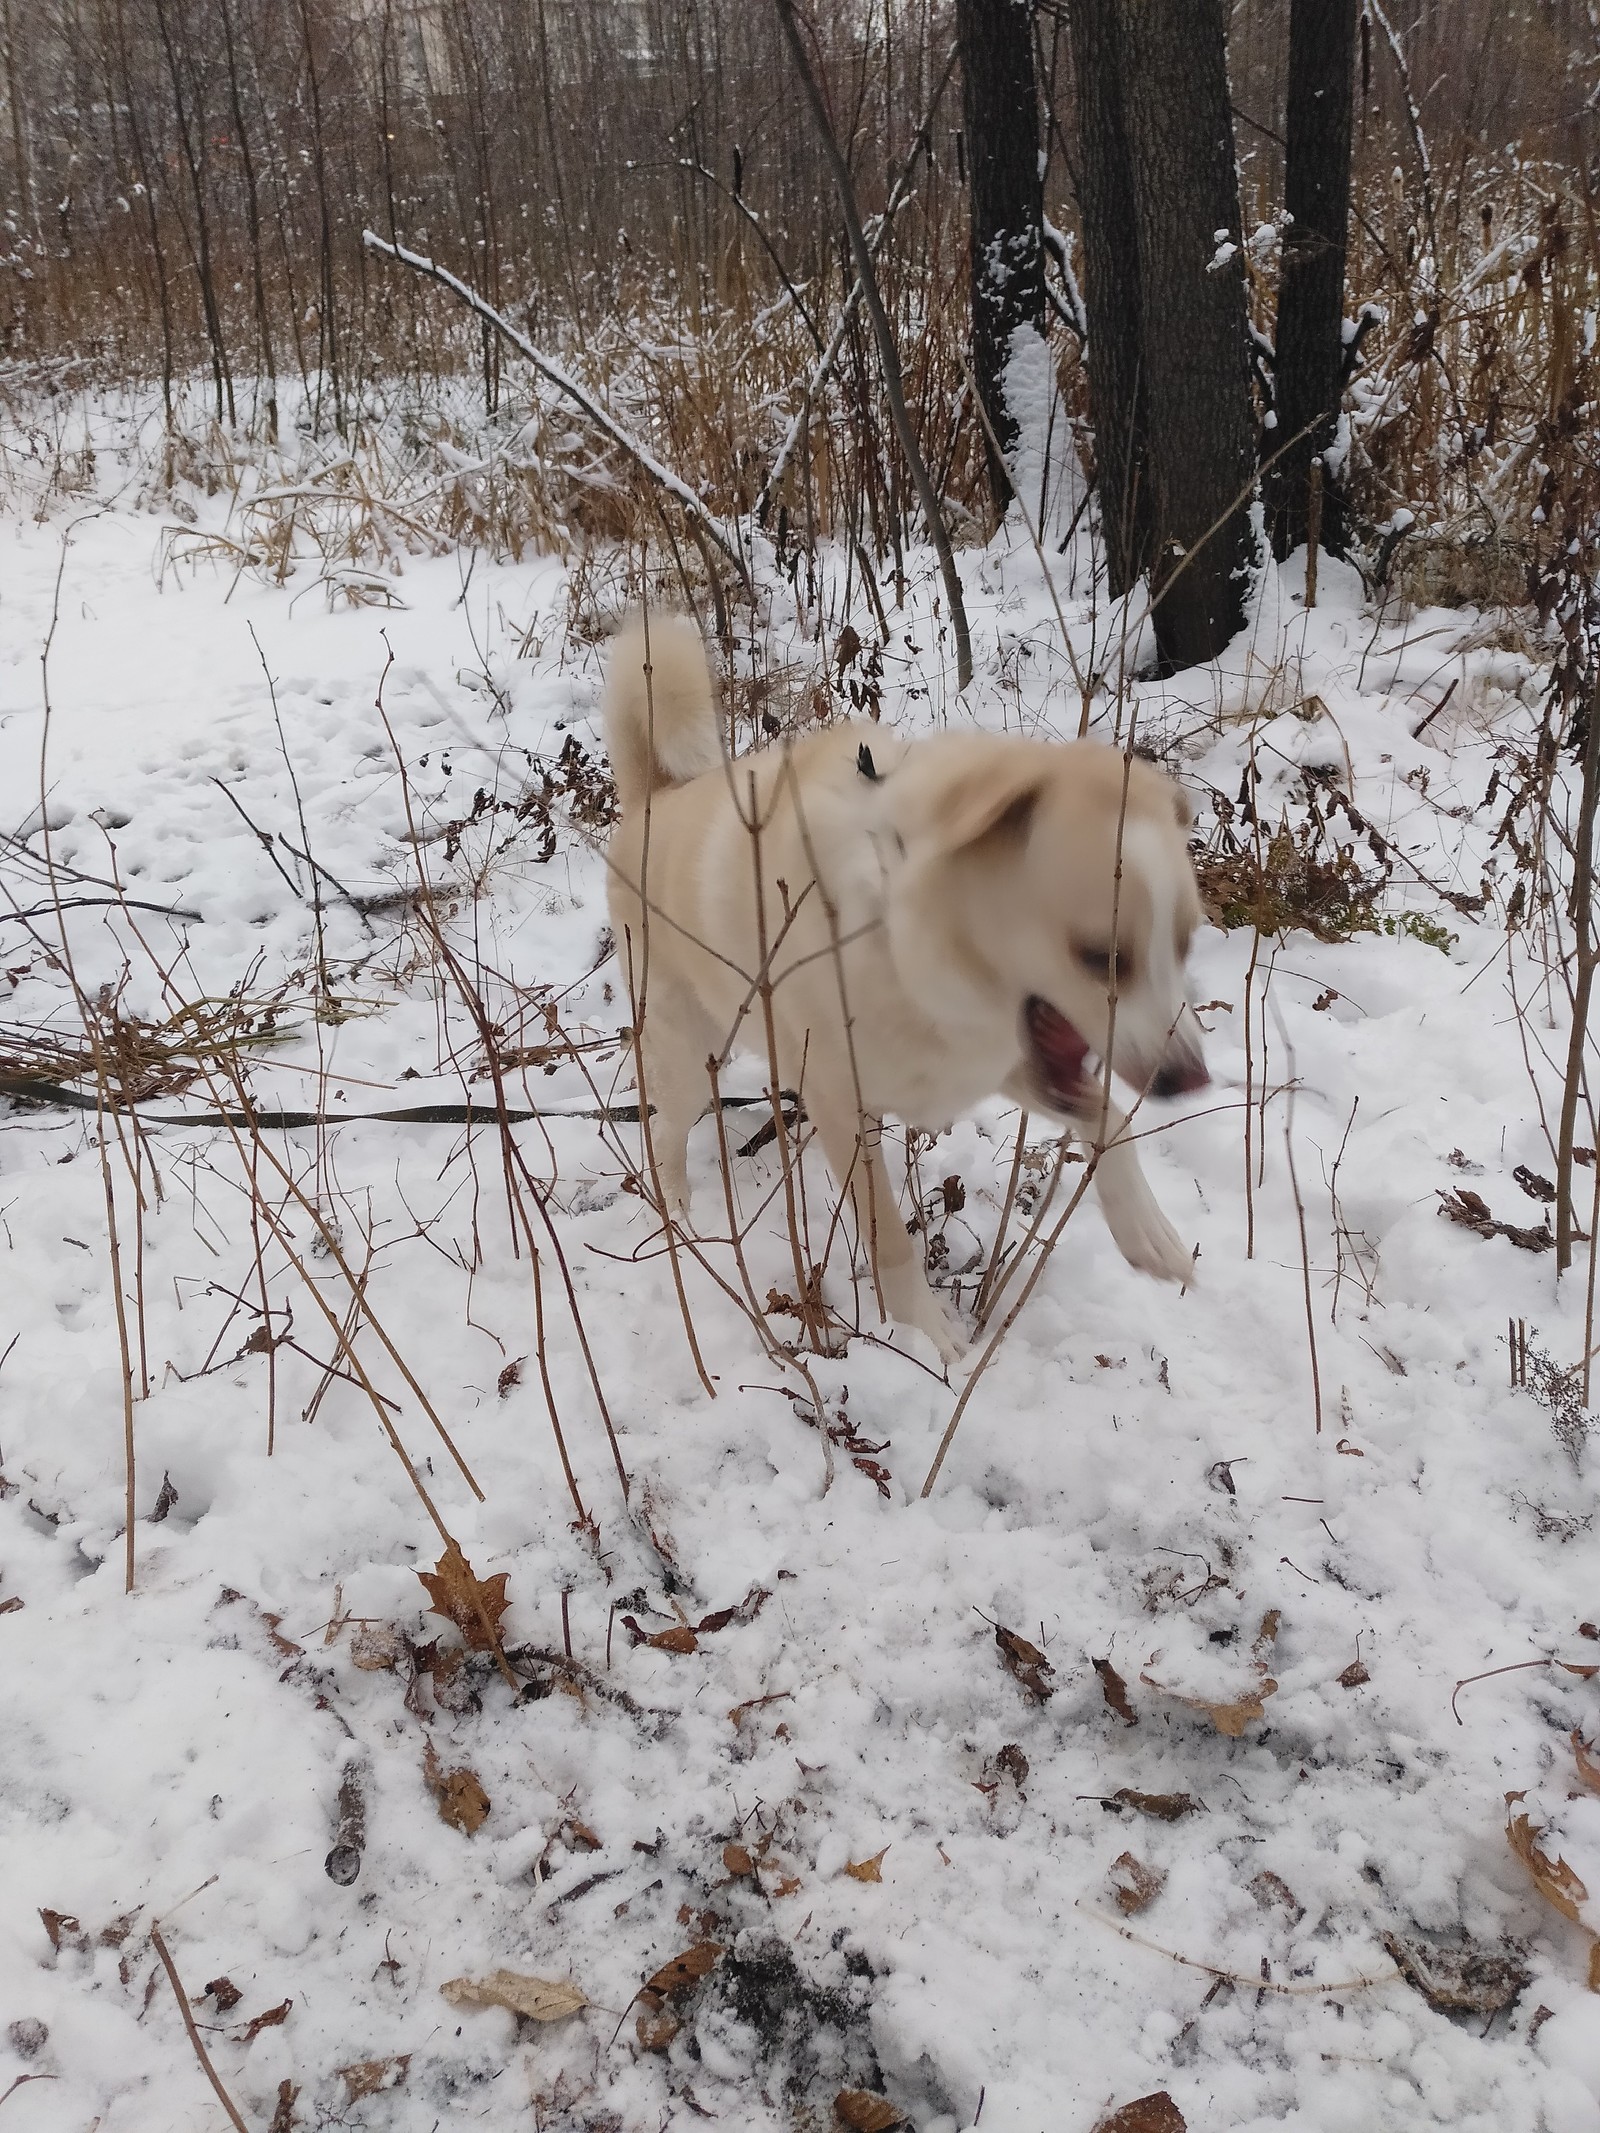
[362,230,749,579]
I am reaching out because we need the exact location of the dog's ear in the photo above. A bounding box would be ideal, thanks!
[1170,780,1194,829]
[934,769,1045,855]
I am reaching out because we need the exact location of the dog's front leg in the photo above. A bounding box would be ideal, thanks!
[1078,1094,1196,1287]
[809,1092,965,1364]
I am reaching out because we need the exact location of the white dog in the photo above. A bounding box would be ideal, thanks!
[602,614,1207,1361]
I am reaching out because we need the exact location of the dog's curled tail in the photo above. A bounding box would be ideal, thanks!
[602,612,722,817]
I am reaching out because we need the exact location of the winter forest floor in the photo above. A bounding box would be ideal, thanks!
[2,424,1600,2133]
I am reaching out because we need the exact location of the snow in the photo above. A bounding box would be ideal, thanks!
[2,466,1598,2133]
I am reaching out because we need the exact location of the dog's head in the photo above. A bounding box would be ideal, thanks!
[889,737,1208,1115]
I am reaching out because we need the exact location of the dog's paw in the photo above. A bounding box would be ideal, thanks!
[1100,1181,1196,1288]
[879,1263,967,1365]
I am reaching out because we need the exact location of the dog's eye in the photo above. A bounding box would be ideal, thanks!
[1077,945,1116,981]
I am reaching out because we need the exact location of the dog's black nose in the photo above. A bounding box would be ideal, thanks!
[1152,1054,1209,1099]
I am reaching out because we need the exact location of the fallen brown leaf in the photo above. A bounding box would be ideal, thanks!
[423,1740,490,1834]
[441,1971,587,2021]
[339,2054,409,2099]
[1092,2092,1187,2133]
[647,1625,700,1654]
[202,1977,242,2013]
[1574,1733,1600,1797]
[995,1623,1055,1702]
[723,1843,755,1877]
[1094,1657,1138,1726]
[834,2091,909,2130]
[1506,1797,1589,1925]
[1437,1187,1553,1252]
[645,1942,724,1997]
[1107,1789,1201,1822]
[844,1848,889,1883]
[237,1998,292,2044]
[1381,1931,1530,2015]
[993,1743,1029,1792]
[1337,1660,1370,1688]
[349,1622,407,1671]
[1109,1853,1166,1916]
[1248,1871,1304,1923]
[1141,1611,1280,1738]
[417,1541,510,1652]
[635,1993,680,2051]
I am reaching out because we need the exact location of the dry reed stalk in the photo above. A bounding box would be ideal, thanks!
[620,598,718,1399]
[149,1921,251,2133]
[973,1111,1033,1324]
[1271,1003,1324,1436]
[744,774,826,1352]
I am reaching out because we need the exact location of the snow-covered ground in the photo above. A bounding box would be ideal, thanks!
[2,484,1598,2133]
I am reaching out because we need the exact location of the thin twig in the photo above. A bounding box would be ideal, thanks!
[149,1921,252,2133]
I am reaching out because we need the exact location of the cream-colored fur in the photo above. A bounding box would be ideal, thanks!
[602,612,1208,1363]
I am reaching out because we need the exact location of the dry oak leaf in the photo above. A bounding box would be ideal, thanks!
[1141,1610,1280,1738]
[1108,1789,1201,1822]
[416,1540,510,1651]
[834,2091,909,2130]
[423,1740,490,1834]
[339,2054,409,2100]
[844,1848,889,1883]
[994,1623,1055,1702]
[1109,1852,1166,1916]
[1094,1657,1138,1726]
[645,1941,725,1997]
[1506,1794,1600,1994]
[1506,1797,1591,1927]
[1092,2093,1187,2133]
[441,1971,587,2022]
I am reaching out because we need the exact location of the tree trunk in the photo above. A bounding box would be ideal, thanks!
[1068,0,1148,598]
[1267,0,1357,560]
[955,0,1045,516]
[1117,0,1259,672]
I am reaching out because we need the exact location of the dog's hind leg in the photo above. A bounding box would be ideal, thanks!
[807,1081,964,1364]
[632,975,719,1216]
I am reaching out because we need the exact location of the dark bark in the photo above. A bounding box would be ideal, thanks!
[1117,0,1259,672]
[955,0,1045,514]
[1068,0,1150,597]
[1267,0,1357,559]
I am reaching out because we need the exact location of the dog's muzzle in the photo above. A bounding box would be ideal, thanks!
[1150,1044,1209,1099]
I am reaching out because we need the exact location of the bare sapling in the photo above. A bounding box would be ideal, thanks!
[771,0,973,690]
[1556,676,1600,1275]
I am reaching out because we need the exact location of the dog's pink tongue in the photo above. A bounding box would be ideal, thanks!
[1024,995,1091,1095]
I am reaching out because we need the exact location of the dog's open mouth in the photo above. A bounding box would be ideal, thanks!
[1023,994,1094,1109]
